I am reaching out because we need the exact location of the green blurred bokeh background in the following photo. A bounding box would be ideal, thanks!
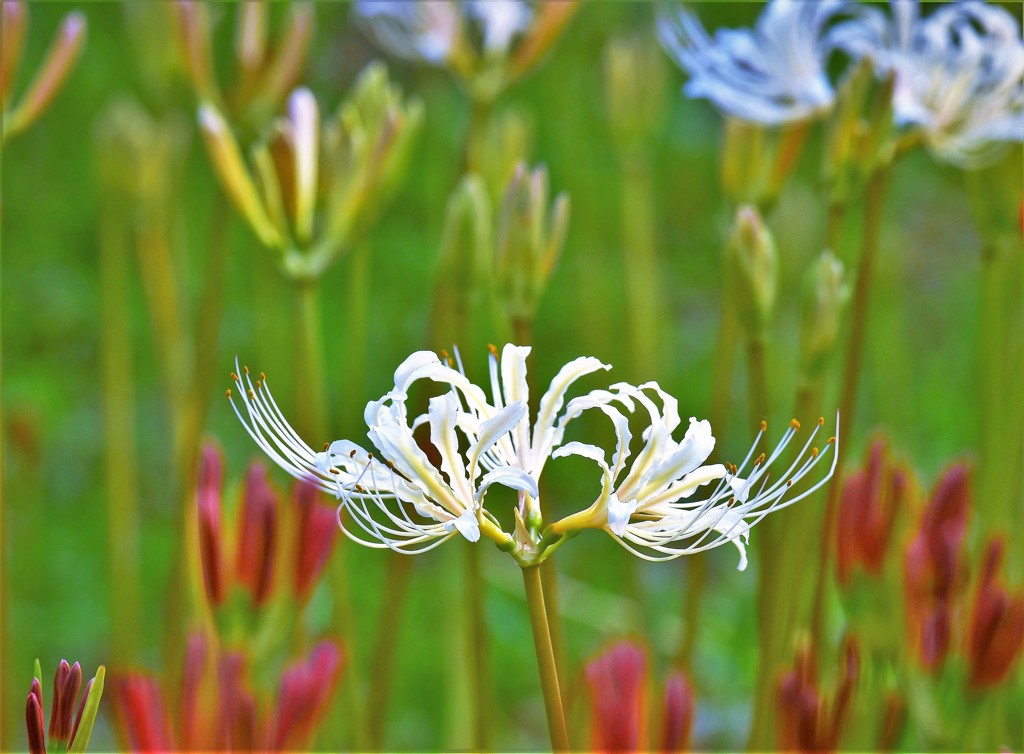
[2,2,1021,750]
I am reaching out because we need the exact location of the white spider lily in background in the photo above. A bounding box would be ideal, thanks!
[835,0,1024,168]
[546,382,838,570]
[353,0,531,65]
[656,0,861,125]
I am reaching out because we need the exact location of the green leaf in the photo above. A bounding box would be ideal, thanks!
[67,665,105,754]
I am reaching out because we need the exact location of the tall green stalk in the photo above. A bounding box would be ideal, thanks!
[292,280,366,749]
[99,181,142,667]
[522,565,570,752]
[812,167,890,647]
[0,194,6,750]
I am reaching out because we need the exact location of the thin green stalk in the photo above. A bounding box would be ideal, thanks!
[0,199,6,751]
[522,565,570,752]
[100,184,142,667]
[292,281,329,440]
[812,167,890,647]
[366,553,414,749]
[465,541,491,750]
[621,150,661,379]
[677,272,739,667]
[747,337,780,751]
[342,242,371,433]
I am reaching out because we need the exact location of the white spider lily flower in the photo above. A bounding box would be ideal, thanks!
[836,0,1024,168]
[656,0,866,125]
[353,0,531,65]
[548,382,838,570]
[227,359,537,553]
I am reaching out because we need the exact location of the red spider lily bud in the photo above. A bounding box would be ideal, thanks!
[197,442,225,606]
[26,689,45,754]
[236,462,278,606]
[584,640,649,751]
[836,439,910,585]
[68,676,95,749]
[966,536,1024,690]
[904,463,971,671]
[114,674,174,752]
[1,1,28,102]
[776,636,860,752]
[48,660,82,744]
[270,641,345,750]
[293,479,337,601]
[217,652,258,751]
[660,671,694,752]
[180,633,208,750]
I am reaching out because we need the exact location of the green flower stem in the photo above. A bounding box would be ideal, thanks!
[0,208,6,750]
[978,243,1023,546]
[522,564,570,752]
[292,280,366,749]
[465,541,492,750]
[746,336,782,752]
[620,150,661,379]
[99,183,142,667]
[812,167,890,647]
[677,270,740,668]
[366,552,414,749]
[342,242,371,433]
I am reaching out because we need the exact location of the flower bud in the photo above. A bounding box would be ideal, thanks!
[180,632,209,750]
[2,10,86,141]
[660,671,694,752]
[197,442,225,607]
[494,162,570,322]
[966,536,1024,690]
[270,641,345,750]
[174,1,218,102]
[903,463,971,671]
[507,1,579,85]
[799,249,850,380]
[236,462,278,607]
[26,688,45,754]
[720,119,809,209]
[727,205,777,340]
[293,480,338,601]
[776,635,859,751]
[584,641,648,751]
[467,106,533,201]
[1,1,27,103]
[114,674,173,752]
[836,438,911,586]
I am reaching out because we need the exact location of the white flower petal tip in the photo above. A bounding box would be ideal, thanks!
[656,0,867,124]
[446,508,481,542]
[607,497,639,537]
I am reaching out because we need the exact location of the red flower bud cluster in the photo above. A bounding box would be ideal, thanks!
[965,536,1024,690]
[26,660,101,754]
[584,639,694,752]
[114,632,344,752]
[836,438,912,585]
[903,463,971,670]
[196,441,338,610]
[776,636,860,752]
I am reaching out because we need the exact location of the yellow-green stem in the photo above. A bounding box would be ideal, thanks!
[812,167,890,647]
[366,552,414,749]
[100,185,142,667]
[0,202,6,750]
[522,565,570,752]
[620,149,661,379]
[747,337,779,751]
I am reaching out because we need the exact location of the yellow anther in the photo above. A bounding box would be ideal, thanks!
[790,418,800,430]
[760,419,767,432]
[488,343,498,357]
[231,372,239,381]
[828,437,836,444]
[260,371,266,381]
[818,416,825,426]
[243,365,249,375]
[323,443,330,451]
[226,388,232,398]
[247,389,255,399]
[811,447,819,457]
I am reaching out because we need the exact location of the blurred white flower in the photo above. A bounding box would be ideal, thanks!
[548,384,838,570]
[656,0,862,125]
[353,0,531,65]
[836,0,1024,168]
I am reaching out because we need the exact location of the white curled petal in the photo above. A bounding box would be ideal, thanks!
[393,350,442,391]
[532,356,612,459]
[607,496,639,537]
[445,507,481,542]
[469,401,527,470]
[475,465,539,503]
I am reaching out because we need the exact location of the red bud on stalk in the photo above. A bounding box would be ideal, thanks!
[26,690,45,754]
[270,641,345,750]
[776,636,860,751]
[180,633,208,750]
[115,675,174,752]
[904,463,971,670]
[585,641,649,751]
[836,438,910,585]
[237,462,278,606]
[293,479,338,600]
[660,672,694,752]
[197,442,226,606]
[966,536,1024,690]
